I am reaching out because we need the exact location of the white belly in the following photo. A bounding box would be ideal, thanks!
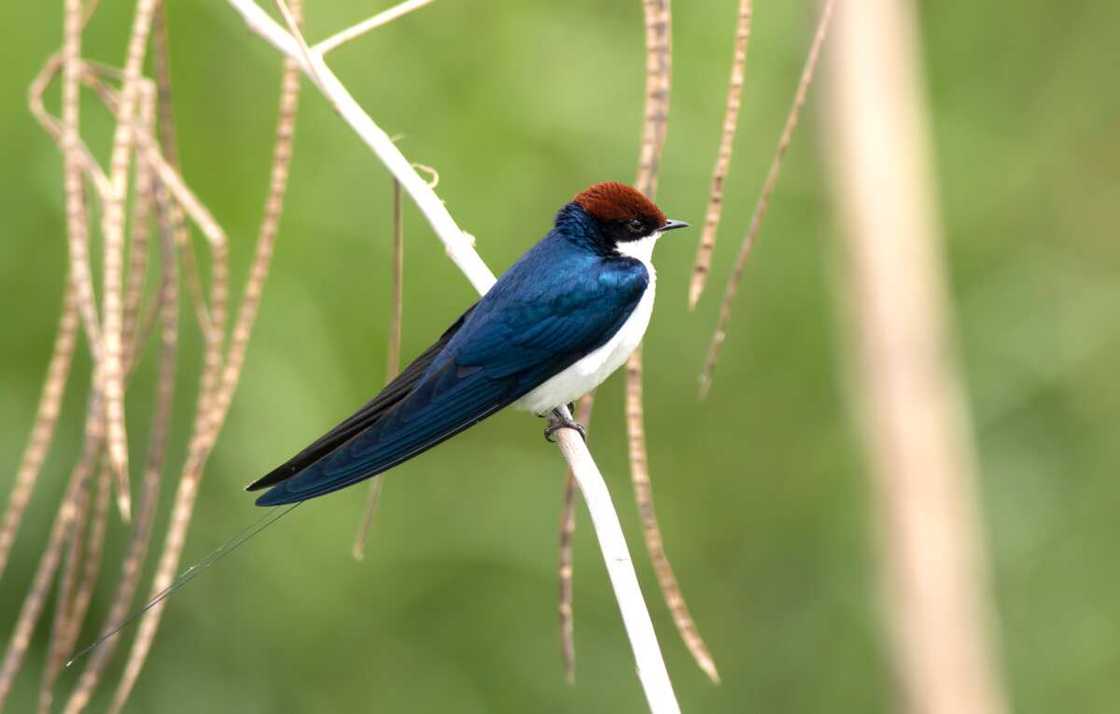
[515,277,655,415]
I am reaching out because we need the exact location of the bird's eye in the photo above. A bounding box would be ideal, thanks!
[626,218,645,234]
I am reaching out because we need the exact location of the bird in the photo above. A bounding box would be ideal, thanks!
[247,182,688,506]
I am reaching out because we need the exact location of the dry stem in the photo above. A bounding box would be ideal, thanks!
[106,4,300,707]
[688,0,752,310]
[558,393,594,684]
[122,91,155,363]
[314,0,435,56]
[64,463,112,659]
[353,178,405,560]
[99,0,164,523]
[630,0,719,683]
[635,0,672,197]
[61,1,103,349]
[36,456,95,714]
[0,280,80,579]
[0,397,103,709]
[627,347,720,682]
[698,0,835,398]
[63,201,180,714]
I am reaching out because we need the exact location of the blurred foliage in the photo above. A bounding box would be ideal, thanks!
[1,1,1117,712]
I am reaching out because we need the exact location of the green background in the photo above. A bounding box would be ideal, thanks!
[2,1,1118,712]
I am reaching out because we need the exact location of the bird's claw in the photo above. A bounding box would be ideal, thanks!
[544,410,587,443]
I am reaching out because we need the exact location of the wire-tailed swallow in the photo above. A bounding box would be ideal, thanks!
[248,182,688,506]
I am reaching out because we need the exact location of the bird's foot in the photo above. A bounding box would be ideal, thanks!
[544,408,587,443]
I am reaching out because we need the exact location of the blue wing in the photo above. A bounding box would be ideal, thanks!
[254,238,647,506]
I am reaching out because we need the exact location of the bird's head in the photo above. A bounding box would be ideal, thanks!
[558,182,689,260]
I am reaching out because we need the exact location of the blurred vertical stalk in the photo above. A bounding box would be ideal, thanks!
[824,2,1008,713]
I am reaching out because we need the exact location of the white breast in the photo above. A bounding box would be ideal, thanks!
[514,233,660,415]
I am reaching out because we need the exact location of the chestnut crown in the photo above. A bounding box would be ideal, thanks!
[572,182,680,242]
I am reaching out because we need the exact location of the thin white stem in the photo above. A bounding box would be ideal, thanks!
[313,0,435,56]
[554,407,679,714]
[227,0,496,295]
[225,3,677,710]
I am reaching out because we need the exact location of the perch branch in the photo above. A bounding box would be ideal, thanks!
[554,409,678,714]
[227,0,497,295]
[699,0,835,397]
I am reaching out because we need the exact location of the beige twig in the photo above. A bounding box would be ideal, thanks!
[150,11,213,339]
[106,4,302,708]
[558,393,594,684]
[688,0,752,310]
[99,0,164,523]
[825,1,1009,712]
[635,0,672,197]
[627,347,720,682]
[0,279,80,580]
[123,88,156,365]
[698,0,835,398]
[134,121,229,452]
[0,396,103,709]
[83,67,228,414]
[178,234,213,332]
[313,0,435,56]
[63,200,179,714]
[631,0,719,683]
[37,457,93,714]
[151,0,178,166]
[29,55,112,200]
[386,178,404,386]
[60,0,102,351]
[36,460,105,714]
[353,179,405,560]
[65,461,112,655]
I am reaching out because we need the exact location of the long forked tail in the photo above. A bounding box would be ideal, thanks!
[247,305,477,494]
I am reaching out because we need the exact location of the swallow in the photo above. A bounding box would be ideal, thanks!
[248,182,688,506]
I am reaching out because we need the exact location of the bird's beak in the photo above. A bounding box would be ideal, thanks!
[661,219,690,232]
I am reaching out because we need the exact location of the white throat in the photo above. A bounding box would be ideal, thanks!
[614,231,662,268]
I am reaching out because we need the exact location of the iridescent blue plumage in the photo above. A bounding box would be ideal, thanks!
[251,200,652,506]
